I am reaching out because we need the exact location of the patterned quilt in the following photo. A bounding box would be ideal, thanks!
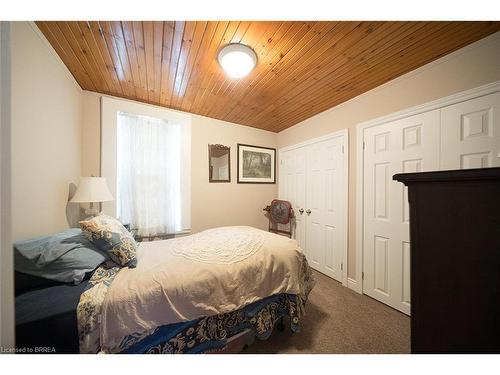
[77,226,315,353]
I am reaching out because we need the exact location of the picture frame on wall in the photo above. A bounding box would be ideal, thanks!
[237,144,276,184]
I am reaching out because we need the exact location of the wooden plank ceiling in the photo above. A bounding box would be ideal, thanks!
[36,21,500,132]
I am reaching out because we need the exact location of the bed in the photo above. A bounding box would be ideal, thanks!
[15,273,89,353]
[15,224,314,354]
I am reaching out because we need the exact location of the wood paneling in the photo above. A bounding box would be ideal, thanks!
[36,21,500,132]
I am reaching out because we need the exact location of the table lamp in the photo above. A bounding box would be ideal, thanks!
[70,176,114,217]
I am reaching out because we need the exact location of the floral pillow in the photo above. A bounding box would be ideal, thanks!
[79,214,138,268]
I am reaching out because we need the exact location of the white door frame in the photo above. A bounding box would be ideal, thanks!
[279,128,349,287]
[0,21,14,350]
[354,80,500,295]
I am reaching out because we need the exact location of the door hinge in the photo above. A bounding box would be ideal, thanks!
[341,263,343,271]
[362,271,364,280]
[362,141,366,150]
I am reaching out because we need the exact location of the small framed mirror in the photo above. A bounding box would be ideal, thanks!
[209,144,231,183]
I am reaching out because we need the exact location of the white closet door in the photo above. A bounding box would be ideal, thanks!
[363,110,440,314]
[441,91,500,169]
[305,141,324,270]
[279,147,306,253]
[305,137,346,282]
[279,131,347,284]
[293,147,307,252]
[321,137,346,282]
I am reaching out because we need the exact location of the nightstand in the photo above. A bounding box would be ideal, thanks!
[123,224,139,241]
[130,228,139,241]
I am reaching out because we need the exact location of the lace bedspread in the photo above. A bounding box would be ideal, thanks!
[77,226,314,353]
[168,226,265,264]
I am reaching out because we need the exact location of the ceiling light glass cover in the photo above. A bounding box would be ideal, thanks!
[218,43,257,79]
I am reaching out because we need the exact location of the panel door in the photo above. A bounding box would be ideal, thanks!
[293,147,307,252]
[305,136,346,282]
[305,142,324,271]
[279,147,307,253]
[363,110,440,314]
[441,91,500,169]
[320,137,346,282]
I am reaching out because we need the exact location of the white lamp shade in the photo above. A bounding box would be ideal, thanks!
[218,43,257,79]
[70,177,114,203]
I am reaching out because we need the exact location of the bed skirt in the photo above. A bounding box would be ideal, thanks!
[119,293,303,354]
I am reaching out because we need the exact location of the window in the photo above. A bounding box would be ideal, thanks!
[116,111,188,237]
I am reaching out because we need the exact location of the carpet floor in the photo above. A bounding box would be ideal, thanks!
[244,270,410,354]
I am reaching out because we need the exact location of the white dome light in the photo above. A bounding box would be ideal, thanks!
[218,44,257,79]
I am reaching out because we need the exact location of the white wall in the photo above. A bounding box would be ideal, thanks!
[191,113,277,232]
[81,91,278,234]
[277,31,500,283]
[0,20,14,351]
[11,22,83,241]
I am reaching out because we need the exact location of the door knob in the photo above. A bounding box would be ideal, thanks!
[298,208,304,214]
[306,209,311,215]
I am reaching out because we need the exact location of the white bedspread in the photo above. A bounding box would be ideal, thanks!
[99,226,312,352]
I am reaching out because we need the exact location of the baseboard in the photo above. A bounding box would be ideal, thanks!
[347,277,362,294]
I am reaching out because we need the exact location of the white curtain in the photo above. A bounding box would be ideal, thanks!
[117,112,181,237]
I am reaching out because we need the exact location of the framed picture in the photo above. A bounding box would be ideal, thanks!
[237,144,276,184]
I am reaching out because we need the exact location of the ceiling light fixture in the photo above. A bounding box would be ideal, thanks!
[217,43,257,79]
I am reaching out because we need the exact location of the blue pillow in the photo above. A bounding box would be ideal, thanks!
[14,229,108,284]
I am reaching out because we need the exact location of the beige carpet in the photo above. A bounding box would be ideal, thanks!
[244,270,410,354]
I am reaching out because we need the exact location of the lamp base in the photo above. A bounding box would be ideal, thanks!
[84,206,99,217]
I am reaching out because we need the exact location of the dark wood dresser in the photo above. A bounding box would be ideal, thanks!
[393,167,500,354]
